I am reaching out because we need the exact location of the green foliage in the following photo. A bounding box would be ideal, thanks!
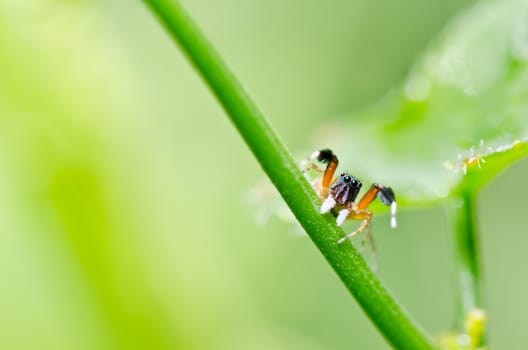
[315,0,528,205]
[2,0,527,349]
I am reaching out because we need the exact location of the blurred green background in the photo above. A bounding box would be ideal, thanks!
[1,0,528,349]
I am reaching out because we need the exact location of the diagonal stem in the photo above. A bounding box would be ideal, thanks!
[143,1,435,349]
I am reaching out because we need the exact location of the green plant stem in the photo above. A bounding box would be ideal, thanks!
[447,190,482,326]
[143,1,434,349]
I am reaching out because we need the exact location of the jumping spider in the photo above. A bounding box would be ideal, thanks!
[302,149,397,247]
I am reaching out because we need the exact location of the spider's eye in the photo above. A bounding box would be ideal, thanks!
[343,175,352,183]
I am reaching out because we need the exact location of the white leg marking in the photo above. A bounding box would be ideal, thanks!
[336,209,350,226]
[320,197,336,214]
[309,150,320,160]
[390,201,398,229]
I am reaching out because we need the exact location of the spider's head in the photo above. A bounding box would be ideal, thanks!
[330,173,362,206]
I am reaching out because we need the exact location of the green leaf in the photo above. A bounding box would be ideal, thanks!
[315,0,528,205]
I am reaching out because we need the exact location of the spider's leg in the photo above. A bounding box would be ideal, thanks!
[300,150,323,174]
[302,149,340,211]
[302,163,324,174]
[337,210,372,244]
[359,220,372,254]
[356,184,381,209]
[300,149,338,183]
[356,183,397,229]
[318,149,338,190]
[336,208,350,226]
[320,196,337,214]
[363,222,378,273]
